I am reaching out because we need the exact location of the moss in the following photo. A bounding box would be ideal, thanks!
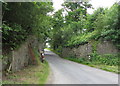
[89,40,99,53]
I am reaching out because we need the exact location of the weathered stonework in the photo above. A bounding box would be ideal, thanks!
[2,36,44,72]
[11,42,29,72]
[62,48,74,58]
[97,41,119,55]
[61,41,119,58]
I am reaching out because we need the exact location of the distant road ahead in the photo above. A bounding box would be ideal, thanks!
[45,49,118,84]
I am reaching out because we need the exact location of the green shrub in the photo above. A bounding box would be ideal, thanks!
[90,53,119,66]
[64,53,119,73]
[66,53,119,66]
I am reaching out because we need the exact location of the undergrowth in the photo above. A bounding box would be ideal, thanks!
[64,53,119,73]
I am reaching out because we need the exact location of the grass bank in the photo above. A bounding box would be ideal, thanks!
[3,61,49,84]
[64,54,119,74]
[2,48,50,84]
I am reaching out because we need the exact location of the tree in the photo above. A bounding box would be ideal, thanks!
[2,2,53,50]
[50,9,64,49]
[62,1,92,22]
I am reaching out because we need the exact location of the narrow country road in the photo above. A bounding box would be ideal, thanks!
[45,49,118,84]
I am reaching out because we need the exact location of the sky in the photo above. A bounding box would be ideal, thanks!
[52,0,119,14]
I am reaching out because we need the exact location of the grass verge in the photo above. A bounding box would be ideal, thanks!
[2,61,50,84]
[2,48,50,84]
[64,57,119,74]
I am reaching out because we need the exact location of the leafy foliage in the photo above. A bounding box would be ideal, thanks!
[50,2,120,50]
[65,53,119,66]
[2,23,26,49]
[66,30,100,47]
[50,1,92,50]
[90,53,119,66]
[64,54,119,73]
[2,2,53,50]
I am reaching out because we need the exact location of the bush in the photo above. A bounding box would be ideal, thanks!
[2,23,26,50]
[90,53,119,66]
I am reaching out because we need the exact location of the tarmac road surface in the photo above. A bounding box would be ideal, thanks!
[45,49,118,84]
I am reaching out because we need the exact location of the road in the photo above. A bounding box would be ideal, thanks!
[45,49,118,84]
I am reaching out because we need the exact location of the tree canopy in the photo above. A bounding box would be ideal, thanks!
[49,1,120,51]
[2,1,120,51]
[2,2,53,50]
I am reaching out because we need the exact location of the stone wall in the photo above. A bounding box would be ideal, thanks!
[61,41,119,58]
[97,41,119,55]
[2,36,44,72]
[11,42,30,72]
[61,47,74,58]
[62,43,92,58]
